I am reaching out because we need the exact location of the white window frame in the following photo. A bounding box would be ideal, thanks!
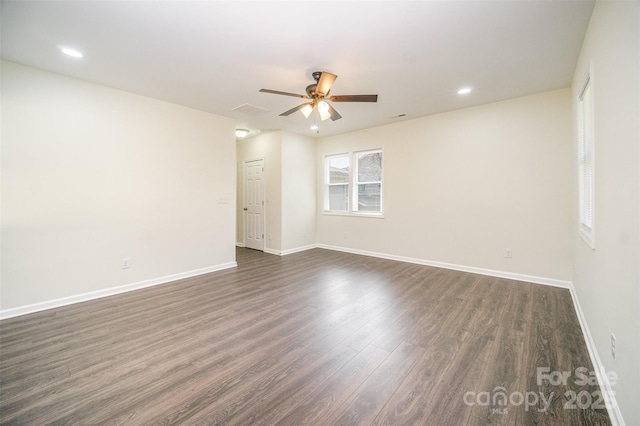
[578,69,595,248]
[323,149,384,217]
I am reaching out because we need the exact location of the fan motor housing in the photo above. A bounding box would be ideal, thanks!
[306,84,319,98]
[306,71,324,98]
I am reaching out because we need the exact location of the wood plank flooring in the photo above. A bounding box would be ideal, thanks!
[0,248,611,425]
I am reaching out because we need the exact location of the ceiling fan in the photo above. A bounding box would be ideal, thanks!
[259,71,378,121]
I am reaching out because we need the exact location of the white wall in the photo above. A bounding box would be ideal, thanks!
[1,61,237,313]
[281,132,316,252]
[236,130,316,254]
[317,89,573,282]
[571,2,640,424]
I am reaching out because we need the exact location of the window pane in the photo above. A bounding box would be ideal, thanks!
[357,152,382,182]
[329,184,348,211]
[329,156,349,184]
[357,183,381,212]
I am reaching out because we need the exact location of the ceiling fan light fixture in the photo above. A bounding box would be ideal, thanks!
[318,101,331,121]
[259,71,379,123]
[235,129,250,138]
[300,103,314,118]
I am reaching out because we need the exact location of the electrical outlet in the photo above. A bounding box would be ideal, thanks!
[504,248,512,259]
[611,333,616,359]
[121,257,131,269]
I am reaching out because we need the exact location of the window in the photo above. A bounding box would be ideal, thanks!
[578,74,594,247]
[324,149,383,215]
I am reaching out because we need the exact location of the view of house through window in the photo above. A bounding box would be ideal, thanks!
[324,149,383,215]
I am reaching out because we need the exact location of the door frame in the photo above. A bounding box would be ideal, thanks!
[243,157,266,251]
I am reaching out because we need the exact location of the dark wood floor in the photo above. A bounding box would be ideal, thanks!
[1,248,610,425]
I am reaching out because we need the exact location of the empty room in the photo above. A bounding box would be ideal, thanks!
[1,1,638,425]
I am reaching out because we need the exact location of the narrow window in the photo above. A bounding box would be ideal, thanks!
[578,75,594,246]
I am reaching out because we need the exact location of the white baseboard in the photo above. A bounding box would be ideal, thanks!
[316,244,571,288]
[568,283,625,426]
[281,244,319,256]
[263,244,318,256]
[0,262,237,321]
[236,242,245,247]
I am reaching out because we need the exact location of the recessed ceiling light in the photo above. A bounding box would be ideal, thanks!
[457,87,472,95]
[60,47,84,58]
[235,129,249,138]
[310,124,319,131]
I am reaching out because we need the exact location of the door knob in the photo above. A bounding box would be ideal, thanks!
[243,207,248,211]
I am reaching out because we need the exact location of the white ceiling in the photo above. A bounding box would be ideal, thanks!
[1,1,594,138]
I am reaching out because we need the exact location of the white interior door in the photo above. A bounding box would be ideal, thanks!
[244,159,265,251]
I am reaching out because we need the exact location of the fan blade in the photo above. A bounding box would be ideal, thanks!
[329,94,378,103]
[315,72,337,97]
[327,103,342,121]
[260,89,309,99]
[280,103,310,116]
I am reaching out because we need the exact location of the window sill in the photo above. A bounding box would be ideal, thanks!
[579,226,595,250]
[322,211,385,219]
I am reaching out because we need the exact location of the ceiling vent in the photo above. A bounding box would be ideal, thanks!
[232,103,269,116]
